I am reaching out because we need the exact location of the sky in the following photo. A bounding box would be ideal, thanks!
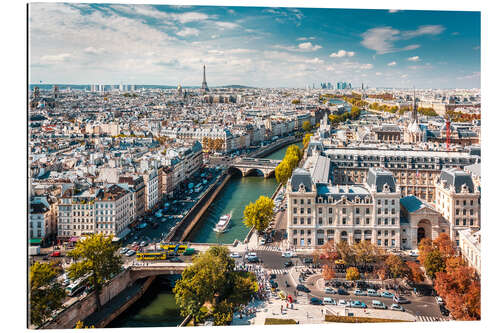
[28,3,481,88]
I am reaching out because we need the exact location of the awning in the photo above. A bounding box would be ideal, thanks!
[29,238,42,244]
[69,237,80,242]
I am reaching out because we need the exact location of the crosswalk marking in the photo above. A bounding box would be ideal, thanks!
[255,245,282,252]
[268,268,290,275]
[417,316,446,322]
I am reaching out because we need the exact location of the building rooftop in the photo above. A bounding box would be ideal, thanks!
[366,167,396,193]
[438,168,475,193]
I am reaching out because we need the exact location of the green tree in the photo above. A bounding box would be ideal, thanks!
[335,240,356,267]
[346,267,361,281]
[174,246,257,325]
[29,262,66,327]
[423,249,446,279]
[67,234,122,312]
[302,120,312,132]
[243,196,274,232]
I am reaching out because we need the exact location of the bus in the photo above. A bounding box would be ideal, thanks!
[136,252,168,260]
[160,244,188,254]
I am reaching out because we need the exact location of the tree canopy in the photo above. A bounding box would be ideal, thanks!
[274,144,302,186]
[346,267,360,281]
[29,262,66,327]
[302,120,312,132]
[67,234,123,311]
[242,196,274,232]
[173,246,258,325]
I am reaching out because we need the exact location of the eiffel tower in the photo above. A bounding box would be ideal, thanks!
[201,65,209,92]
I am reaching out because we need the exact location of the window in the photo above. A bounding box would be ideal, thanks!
[355,208,360,214]
[317,238,324,246]
[342,208,346,214]
[307,199,311,205]
[384,218,388,225]
[377,230,381,236]
[300,208,304,214]
[470,209,474,215]
[307,208,311,214]
[470,219,474,226]
[329,207,333,214]
[463,209,466,215]
[456,209,459,215]
[384,239,388,246]
[470,200,474,205]
[378,200,381,205]
[365,218,370,225]
[391,218,395,225]
[384,208,388,214]
[342,217,346,225]
[300,230,305,235]
[300,199,304,205]
[366,208,370,214]
[318,208,323,214]
[294,208,297,214]
[392,199,395,205]
[391,239,395,246]
[293,217,297,224]
[385,200,388,205]
[293,230,297,235]
[378,208,381,214]
[300,218,304,225]
[307,230,311,235]
[294,199,297,204]
[391,230,395,236]
[463,219,467,225]
[455,219,459,226]
[307,217,311,225]
[318,217,323,225]
[293,238,297,245]
[391,208,395,214]
[377,239,381,246]
[355,217,360,225]
[328,217,333,224]
[377,218,381,225]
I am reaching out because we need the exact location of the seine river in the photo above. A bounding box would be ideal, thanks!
[109,140,302,328]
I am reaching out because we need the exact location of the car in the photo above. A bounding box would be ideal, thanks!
[269,280,278,288]
[303,258,313,264]
[248,257,259,263]
[120,247,129,254]
[131,241,138,247]
[270,273,277,280]
[259,238,266,245]
[169,257,183,263]
[390,304,404,311]
[354,289,367,296]
[296,284,311,293]
[381,291,394,298]
[284,261,293,268]
[371,300,387,309]
[367,289,379,297]
[62,278,71,287]
[125,250,136,257]
[436,296,444,305]
[140,241,148,247]
[337,288,349,295]
[229,252,242,258]
[310,297,323,305]
[323,297,336,305]
[338,299,347,306]
[50,251,61,257]
[245,252,257,259]
[281,251,296,258]
[409,250,419,257]
[393,295,410,304]
[324,287,336,294]
[439,305,450,316]
[349,300,367,308]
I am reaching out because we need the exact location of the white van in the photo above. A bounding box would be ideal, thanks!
[323,297,336,305]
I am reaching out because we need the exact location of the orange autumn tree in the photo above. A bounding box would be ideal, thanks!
[406,261,424,283]
[322,264,336,281]
[433,233,456,259]
[434,265,480,320]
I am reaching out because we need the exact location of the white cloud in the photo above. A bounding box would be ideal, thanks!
[40,53,72,63]
[387,61,397,66]
[375,72,382,76]
[172,12,213,24]
[176,28,200,37]
[214,21,239,29]
[298,42,322,51]
[83,47,105,55]
[457,72,480,80]
[388,9,400,13]
[408,56,420,61]
[329,50,355,58]
[297,37,315,41]
[361,25,444,54]
[305,57,324,64]
[401,74,408,78]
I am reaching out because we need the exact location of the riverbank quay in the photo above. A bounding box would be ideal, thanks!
[250,136,301,158]
[165,170,231,242]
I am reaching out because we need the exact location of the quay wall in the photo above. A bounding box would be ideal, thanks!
[43,269,134,329]
[250,136,300,158]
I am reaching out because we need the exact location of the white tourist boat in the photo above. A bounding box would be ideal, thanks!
[214,214,231,233]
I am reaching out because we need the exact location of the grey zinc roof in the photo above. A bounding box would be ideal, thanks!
[439,168,475,193]
[317,184,370,201]
[311,155,331,184]
[366,168,396,192]
[290,168,313,192]
[464,163,481,179]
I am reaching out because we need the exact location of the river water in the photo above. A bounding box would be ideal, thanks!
[109,140,302,328]
[188,140,303,244]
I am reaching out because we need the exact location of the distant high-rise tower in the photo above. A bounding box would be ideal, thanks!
[201,65,209,92]
[53,85,59,99]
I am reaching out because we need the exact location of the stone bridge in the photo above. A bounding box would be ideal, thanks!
[128,262,190,280]
[230,157,281,178]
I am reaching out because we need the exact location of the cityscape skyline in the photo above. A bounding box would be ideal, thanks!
[29,3,480,89]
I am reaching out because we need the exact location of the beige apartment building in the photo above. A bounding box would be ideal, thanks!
[458,229,481,276]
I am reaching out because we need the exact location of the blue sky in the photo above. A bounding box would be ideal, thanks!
[29,3,480,88]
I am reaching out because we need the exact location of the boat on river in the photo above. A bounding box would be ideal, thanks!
[214,214,231,233]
